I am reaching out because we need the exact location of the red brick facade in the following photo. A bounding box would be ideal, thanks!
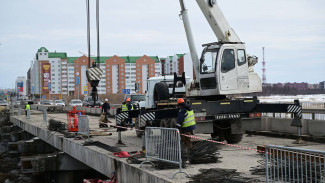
[106,56,126,94]
[73,55,94,97]
[135,55,155,93]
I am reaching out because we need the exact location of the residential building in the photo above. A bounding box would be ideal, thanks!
[29,47,165,99]
[284,82,309,90]
[27,68,31,98]
[319,81,325,89]
[160,53,194,80]
[29,47,199,99]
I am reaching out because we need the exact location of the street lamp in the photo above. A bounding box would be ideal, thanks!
[32,83,34,100]
[76,72,80,100]
[48,80,51,100]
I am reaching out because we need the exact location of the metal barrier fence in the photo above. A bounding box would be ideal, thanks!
[140,127,189,179]
[302,102,325,109]
[265,145,325,183]
[262,113,325,120]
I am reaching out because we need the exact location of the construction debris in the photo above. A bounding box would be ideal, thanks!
[48,118,66,131]
[189,140,221,164]
[189,168,261,183]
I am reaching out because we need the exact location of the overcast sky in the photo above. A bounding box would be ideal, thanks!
[0,0,324,89]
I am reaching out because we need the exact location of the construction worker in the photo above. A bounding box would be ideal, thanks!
[25,102,30,117]
[176,98,196,148]
[102,99,111,120]
[122,98,133,128]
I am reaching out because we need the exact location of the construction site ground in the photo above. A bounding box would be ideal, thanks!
[9,111,325,182]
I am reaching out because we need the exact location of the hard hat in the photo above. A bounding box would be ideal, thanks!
[126,98,131,102]
[105,99,108,102]
[177,98,185,104]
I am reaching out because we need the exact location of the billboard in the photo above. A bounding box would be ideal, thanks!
[17,81,24,92]
[42,63,51,93]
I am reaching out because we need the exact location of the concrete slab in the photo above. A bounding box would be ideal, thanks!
[9,111,325,183]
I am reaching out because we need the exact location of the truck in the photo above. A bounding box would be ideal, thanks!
[114,0,303,143]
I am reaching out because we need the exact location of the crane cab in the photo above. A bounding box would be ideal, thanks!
[187,42,262,97]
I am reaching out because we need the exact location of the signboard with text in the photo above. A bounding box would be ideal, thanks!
[122,89,130,94]
[42,63,51,93]
[17,82,24,93]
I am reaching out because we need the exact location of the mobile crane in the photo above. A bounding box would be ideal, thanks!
[115,0,303,143]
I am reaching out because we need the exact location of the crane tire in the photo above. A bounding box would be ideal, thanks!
[154,82,169,102]
[225,134,243,144]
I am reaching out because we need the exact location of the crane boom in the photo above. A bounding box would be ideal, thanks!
[196,0,241,42]
[179,0,200,82]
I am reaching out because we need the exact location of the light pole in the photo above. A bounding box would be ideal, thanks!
[32,84,34,100]
[76,72,80,100]
[48,80,51,100]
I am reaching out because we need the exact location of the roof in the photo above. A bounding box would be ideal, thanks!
[176,54,185,58]
[67,56,160,64]
[48,52,67,59]
[68,57,79,63]
[37,47,49,52]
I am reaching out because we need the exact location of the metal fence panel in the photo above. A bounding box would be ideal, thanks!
[266,145,325,183]
[140,127,189,179]
[78,115,89,137]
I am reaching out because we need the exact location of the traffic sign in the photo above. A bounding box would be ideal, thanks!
[76,76,80,86]
[122,89,130,94]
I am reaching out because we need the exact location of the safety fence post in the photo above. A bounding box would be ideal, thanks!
[18,107,21,116]
[26,109,30,119]
[43,109,47,126]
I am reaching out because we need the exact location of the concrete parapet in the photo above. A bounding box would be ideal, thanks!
[10,116,173,183]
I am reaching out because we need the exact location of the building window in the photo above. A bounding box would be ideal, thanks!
[137,69,140,71]
[121,73,124,75]
[121,81,124,84]
[138,77,140,79]
[138,64,140,67]
[121,64,124,67]
[151,64,153,67]
[144,59,146,62]
[52,74,55,76]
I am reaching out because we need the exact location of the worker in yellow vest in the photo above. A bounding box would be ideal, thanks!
[25,103,30,116]
[122,98,133,128]
[176,98,196,148]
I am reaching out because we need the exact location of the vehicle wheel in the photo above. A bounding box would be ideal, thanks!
[225,134,243,144]
[160,118,177,128]
[154,82,169,102]
[211,129,226,141]
[160,119,169,128]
